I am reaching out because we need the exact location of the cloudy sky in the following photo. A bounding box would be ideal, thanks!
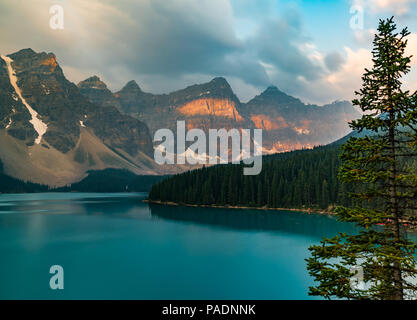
[1,0,417,104]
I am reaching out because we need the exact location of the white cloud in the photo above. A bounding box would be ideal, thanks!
[300,31,417,104]
[0,0,415,105]
[406,33,417,65]
[286,46,371,104]
[404,33,417,93]
[352,0,417,15]
[326,47,373,96]
[371,0,417,15]
[353,28,377,46]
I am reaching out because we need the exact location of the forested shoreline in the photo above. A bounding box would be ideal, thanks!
[148,144,356,211]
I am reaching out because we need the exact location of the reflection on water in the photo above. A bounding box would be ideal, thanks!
[0,193,151,219]
[0,192,361,299]
[0,193,359,240]
[149,203,359,239]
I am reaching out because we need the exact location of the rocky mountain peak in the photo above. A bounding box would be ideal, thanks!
[210,77,229,87]
[180,77,236,102]
[120,80,142,93]
[7,49,62,76]
[113,80,151,114]
[8,48,36,59]
[205,77,235,95]
[264,86,280,94]
[0,48,154,162]
[249,85,301,106]
[78,76,108,90]
[78,76,122,111]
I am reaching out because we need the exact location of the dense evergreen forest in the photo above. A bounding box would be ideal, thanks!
[148,144,356,211]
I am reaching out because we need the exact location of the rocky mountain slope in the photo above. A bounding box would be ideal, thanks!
[80,76,360,154]
[0,49,167,186]
[113,77,253,135]
[0,48,361,186]
[240,86,360,152]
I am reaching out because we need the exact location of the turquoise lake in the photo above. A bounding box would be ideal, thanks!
[0,192,360,300]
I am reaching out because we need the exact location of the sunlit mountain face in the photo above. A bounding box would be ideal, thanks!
[79,75,360,154]
[0,48,360,186]
[1,0,416,187]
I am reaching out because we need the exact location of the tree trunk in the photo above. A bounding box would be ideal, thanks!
[389,109,404,300]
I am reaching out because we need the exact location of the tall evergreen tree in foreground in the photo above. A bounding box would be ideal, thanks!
[307,18,417,300]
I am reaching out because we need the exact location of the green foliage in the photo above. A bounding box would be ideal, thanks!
[148,144,353,210]
[307,17,417,300]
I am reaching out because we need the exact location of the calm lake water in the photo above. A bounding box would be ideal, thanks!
[0,192,360,300]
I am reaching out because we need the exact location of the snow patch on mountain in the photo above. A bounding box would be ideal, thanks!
[154,145,222,164]
[294,127,310,135]
[5,118,12,129]
[1,55,48,144]
[41,84,50,95]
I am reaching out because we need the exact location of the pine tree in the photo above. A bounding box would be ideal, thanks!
[320,179,329,210]
[257,180,263,206]
[307,17,417,300]
[271,172,279,208]
[227,174,234,205]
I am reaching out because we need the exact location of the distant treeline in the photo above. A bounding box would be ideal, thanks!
[56,169,167,192]
[0,161,166,193]
[0,160,50,193]
[148,144,356,211]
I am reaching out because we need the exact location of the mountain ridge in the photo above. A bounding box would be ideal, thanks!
[80,74,359,153]
[0,48,178,186]
[0,48,361,186]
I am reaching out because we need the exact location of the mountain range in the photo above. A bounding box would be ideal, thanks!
[0,48,360,186]
[0,49,165,186]
[79,75,360,153]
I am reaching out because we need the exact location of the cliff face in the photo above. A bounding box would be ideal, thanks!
[0,51,37,145]
[78,76,121,110]
[240,86,360,152]
[1,49,154,156]
[109,77,254,138]
[178,98,244,122]
[87,78,360,154]
[0,48,361,186]
[0,49,160,186]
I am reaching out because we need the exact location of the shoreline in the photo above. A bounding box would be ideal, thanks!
[145,199,417,231]
[144,199,334,215]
